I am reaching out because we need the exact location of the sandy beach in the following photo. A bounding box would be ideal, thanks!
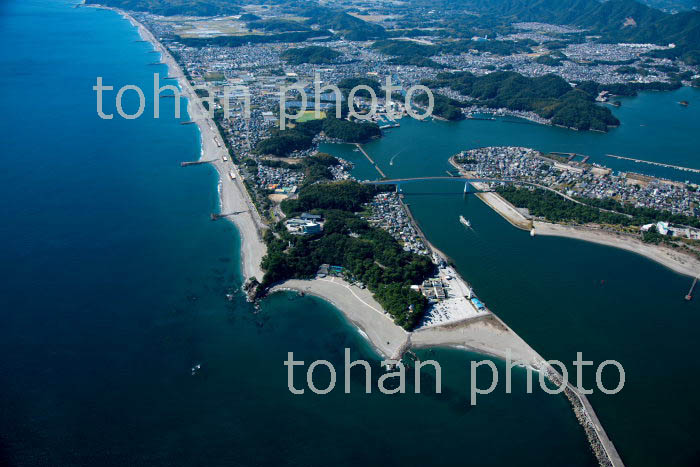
[270,277,410,359]
[105,7,267,281]
[534,221,700,278]
[448,156,533,230]
[96,10,622,463]
[449,155,700,279]
[109,10,559,369]
[412,315,545,368]
[474,190,532,229]
[271,277,622,465]
[272,278,545,368]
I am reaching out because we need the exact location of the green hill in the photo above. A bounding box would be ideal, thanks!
[281,46,342,65]
[450,0,700,63]
[424,71,620,131]
[314,11,387,40]
[84,0,240,16]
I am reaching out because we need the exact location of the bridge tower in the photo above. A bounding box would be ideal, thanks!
[464,181,471,194]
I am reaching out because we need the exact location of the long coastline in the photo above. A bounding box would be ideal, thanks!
[93,4,267,281]
[98,9,623,465]
[449,155,700,279]
[270,277,546,366]
[273,277,623,466]
[533,221,700,278]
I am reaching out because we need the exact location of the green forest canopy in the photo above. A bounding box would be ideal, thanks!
[254,117,381,157]
[497,185,700,228]
[85,0,240,16]
[423,71,620,131]
[280,46,342,65]
[260,181,434,330]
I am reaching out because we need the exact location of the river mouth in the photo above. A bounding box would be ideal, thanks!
[320,110,700,466]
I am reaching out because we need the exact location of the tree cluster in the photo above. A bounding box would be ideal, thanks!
[498,186,700,230]
[260,181,435,329]
[424,71,620,131]
[280,46,342,65]
[254,117,380,157]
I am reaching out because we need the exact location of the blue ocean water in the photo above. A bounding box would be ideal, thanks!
[0,1,595,466]
[322,101,700,466]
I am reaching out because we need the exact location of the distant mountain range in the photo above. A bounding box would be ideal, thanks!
[639,0,698,12]
[435,0,700,62]
[87,0,700,63]
[85,0,241,16]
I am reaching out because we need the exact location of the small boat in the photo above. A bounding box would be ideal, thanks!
[679,100,689,107]
[459,215,471,228]
[191,363,201,376]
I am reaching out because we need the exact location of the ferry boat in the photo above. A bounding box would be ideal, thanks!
[459,215,471,228]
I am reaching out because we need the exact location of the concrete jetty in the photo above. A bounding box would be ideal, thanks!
[399,158,624,466]
[605,154,700,174]
[355,143,386,178]
[180,159,216,167]
[686,277,697,301]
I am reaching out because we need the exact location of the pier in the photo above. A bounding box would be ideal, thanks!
[605,154,700,174]
[180,159,216,167]
[211,210,246,221]
[686,277,697,301]
[180,121,196,125]
[354,143,386,178]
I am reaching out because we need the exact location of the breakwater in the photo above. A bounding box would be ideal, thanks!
[605,153,700,174]
[401,189,623,466]
[355,143,386,178]
[545,368,623,466]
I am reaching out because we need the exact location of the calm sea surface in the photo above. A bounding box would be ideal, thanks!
[322,86,700,466]
[0,1,596,466]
